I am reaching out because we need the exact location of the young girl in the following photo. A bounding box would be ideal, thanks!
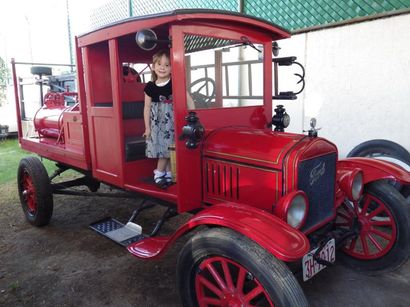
[143,50,174,188]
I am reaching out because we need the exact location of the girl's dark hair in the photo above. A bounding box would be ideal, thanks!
[151,50,170,81]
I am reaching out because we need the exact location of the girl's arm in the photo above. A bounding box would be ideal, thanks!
[143,93,152,138]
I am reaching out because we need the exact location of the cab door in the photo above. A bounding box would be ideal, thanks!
[83,40,124,186]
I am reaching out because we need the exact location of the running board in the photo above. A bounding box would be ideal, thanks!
[89,217,144,247]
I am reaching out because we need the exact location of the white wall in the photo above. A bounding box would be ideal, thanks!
[0,0,106,133]
[278,13,410,157]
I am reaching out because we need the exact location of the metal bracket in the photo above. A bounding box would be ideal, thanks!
[272,56,305,100]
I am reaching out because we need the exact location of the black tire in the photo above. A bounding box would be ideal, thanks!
[347,139,410,168]
[30,66,52,76]
[177,228,308,307]
[401,185,410,205]
[17,156,53,226]
[337,181,410,273]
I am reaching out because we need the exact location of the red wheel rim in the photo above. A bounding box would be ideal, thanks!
[336,193,397,259]
[22,171,37,215]
[195,256,274,307]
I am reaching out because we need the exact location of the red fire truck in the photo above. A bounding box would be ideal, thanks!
[12,10,410,306]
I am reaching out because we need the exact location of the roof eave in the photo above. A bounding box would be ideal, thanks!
[78,9,290,47]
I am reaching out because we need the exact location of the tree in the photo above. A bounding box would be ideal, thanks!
[0,56,9,106]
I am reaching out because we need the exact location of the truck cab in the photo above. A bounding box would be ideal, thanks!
[77,10,293,215]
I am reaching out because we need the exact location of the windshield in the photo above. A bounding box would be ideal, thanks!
[184,34,264,109]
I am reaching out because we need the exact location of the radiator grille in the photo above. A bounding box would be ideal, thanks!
[298,153,337,232]
[205,160,239,201]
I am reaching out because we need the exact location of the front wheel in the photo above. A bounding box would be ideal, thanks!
[336,181,410,272]
[177,228,308,307]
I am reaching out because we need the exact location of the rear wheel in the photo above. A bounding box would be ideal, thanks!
[17,157,53,226]
[336,181,410,272]
[347,139,410,169]
[177,228,308,307]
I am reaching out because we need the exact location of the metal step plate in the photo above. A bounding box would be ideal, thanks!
[90,217,144,247]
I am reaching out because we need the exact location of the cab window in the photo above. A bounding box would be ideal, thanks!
[184,34,264,109]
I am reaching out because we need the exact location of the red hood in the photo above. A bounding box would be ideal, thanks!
[202,127,306,170]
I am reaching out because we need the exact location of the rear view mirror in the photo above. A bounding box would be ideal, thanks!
[135,29,158,50]
[135,28,171,50]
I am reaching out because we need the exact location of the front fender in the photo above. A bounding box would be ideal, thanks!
[338,157,410,184]
[127,202,309,262]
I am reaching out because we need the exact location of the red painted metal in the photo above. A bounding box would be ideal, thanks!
[337,168,364,201]
[202,127,291,210]
[83,41,123,185]
[280,137,340,234]
[11,59,23,140]
[202,157,282,211]
[204,128,303,170]
[195,256,274,306]
[171,23,276,212]
[77,12,289,47]
[284,137,338,194]
[63,106,86,154]
[127,202,309,262]
[20,138,88,170]
[13,11,291,213]
[198,128,303,213]
[22,172,36,215]
[109,38,126,186]
[274,190,309,229]
[74,37,92,169]
[338,157,410,185]
[33,92,77,139]
[336,194,397,259]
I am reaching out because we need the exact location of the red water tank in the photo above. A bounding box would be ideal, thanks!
[33,92,70,139]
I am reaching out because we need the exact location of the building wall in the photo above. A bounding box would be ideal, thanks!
[278,13,410,157]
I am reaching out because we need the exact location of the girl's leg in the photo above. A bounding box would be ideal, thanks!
[157,158,168,172]
[154,158,168,188]
[154,159,172,187]
[165,159,172,183]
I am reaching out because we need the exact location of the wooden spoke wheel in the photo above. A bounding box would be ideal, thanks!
[177,228,308,307]
[336,181,410,272]
[17,157,53,226]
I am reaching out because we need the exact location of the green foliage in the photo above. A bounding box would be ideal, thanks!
[0,139,63,185]
[0,56,9,106]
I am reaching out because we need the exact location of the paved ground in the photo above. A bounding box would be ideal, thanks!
[0,183,409,306]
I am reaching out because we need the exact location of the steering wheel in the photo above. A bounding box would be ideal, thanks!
[188,77,216,108]
[123,65,141,83]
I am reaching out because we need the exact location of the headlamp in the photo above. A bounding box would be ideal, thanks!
[275,191,308,229]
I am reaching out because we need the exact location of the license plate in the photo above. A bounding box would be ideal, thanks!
[302,238,335,281]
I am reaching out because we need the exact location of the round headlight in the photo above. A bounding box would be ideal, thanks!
[287,194,307,228]
[283,113,290,128]
[351,171,364,201]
